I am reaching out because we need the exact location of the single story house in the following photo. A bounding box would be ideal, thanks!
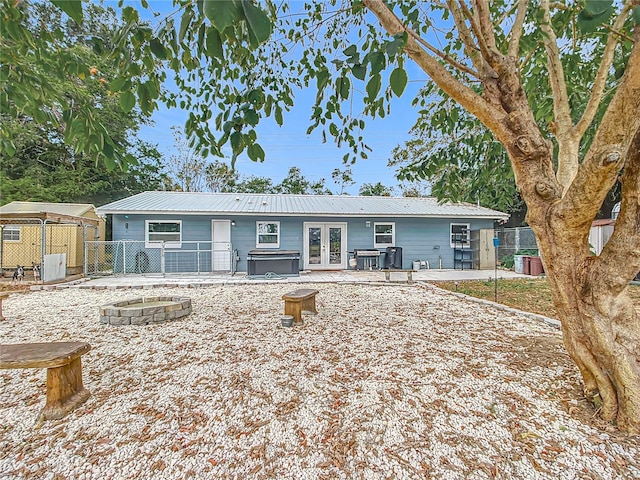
[0,201,105,277]
[96,191,508,275]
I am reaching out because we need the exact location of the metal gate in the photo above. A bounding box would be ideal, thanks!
[85,240,236,277]
[1,219,99,279]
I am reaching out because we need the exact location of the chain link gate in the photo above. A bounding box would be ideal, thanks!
[84,240,235,277]
[1,219,98,280]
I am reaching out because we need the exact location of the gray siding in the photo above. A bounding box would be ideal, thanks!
[111,214,495,271]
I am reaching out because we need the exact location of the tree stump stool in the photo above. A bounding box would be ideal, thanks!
[0,342,91,420]
[282,288,319,323]
[0,292,9,320]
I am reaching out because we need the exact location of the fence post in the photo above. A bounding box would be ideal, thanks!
[515,227,521,253]
[123,241,127,276]
[161,242,166,276]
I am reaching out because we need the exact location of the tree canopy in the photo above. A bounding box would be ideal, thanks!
[0,1,169,205]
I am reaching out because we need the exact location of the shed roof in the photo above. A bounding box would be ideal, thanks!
[97,191,509,220]
[0,202,100,226]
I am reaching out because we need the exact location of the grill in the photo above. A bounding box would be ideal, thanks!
[353,249,381,270]
[247,249,300,276]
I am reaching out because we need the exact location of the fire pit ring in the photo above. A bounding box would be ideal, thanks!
[100,296,192,326]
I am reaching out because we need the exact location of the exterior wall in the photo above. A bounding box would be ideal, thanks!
[111,214,496,271]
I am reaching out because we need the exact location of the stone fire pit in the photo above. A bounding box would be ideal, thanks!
[100,296,192,326]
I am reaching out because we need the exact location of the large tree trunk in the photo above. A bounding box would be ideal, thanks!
[534,229,640,433]
[519,127,640,434]
[363,0,640,433]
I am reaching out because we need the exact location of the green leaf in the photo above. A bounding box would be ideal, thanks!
[244,109,259,126]
[633,6,640,25]
[51,0,83,24]
[366,73,381,99]
[205,27,224,59]
[316,69,330,90]
[577,5,614,32]
[203,0,241,33]
[120,91,136,113]
[389,67,407,97]
[149,38,167,59]
[584,0,613,15]
[367,52,386,75]
[230,130,243,153]
[343,45,358,57]
[247,143,265,162]
[337,76,350,99]
[275,105,283,126]
[242,1,272,47]
[179,8,194,42]
[351,64,366,81]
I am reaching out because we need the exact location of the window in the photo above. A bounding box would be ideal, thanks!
[256,221,280,248]
[2,226,20,242]
[374,222,395,248]
[145,220,182,248]
[450,223,470,247]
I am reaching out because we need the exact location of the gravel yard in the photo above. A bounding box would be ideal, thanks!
[0,283,638,479]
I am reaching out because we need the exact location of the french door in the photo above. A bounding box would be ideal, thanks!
[303,223,347,270]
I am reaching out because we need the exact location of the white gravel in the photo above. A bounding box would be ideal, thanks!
[0,283,638,479]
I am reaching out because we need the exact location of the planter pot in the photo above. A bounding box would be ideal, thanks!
[281,315,294,327]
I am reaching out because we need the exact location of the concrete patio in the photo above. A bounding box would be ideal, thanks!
[43,268,534,290]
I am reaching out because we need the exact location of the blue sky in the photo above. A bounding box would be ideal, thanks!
[133,1,430,195]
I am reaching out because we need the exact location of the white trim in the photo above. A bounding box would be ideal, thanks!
[303,222,347,270]
[145,220,182,248]
[256,221,280,248]
[373,222,395,248]
[450,223,470,247]
[2,225,21,242]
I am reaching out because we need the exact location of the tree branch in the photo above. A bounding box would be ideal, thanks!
[540,0,572,135]
[598,125,640,288]
[507,0,529,59]
[445,0,483,71]
[540,0,577,190]
[555,38,640,231]
[574,3,632,140]
[405,27,480,80]
[362,0,506,135]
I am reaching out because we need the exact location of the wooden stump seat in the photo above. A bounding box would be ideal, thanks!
[0,292,9,321]
[282,288,319,323]
[382,269,414,284]
[0,342,91,420]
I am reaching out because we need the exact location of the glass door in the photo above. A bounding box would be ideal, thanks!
[304,223,347,270]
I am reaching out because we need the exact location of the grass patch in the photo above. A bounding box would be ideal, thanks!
[432,278,640,319]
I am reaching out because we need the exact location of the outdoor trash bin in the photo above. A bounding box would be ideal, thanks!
[514,255,524,274]
[530,256,544,276]
[523,256,531,275]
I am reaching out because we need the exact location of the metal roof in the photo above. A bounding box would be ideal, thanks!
[97,192,509,220]
[0,201,95,217]
[0,202,100,226]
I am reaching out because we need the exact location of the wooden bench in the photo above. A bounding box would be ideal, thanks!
[0,342,91,420]
[282,288,319,323]
[0,292,9,320]
[382,269,414,284]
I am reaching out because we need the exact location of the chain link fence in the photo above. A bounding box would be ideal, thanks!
[85,240,236,277]
[496,227,539,266]
[1,219,99,279]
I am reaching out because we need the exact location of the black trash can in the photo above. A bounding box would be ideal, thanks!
[385,246,403,269]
